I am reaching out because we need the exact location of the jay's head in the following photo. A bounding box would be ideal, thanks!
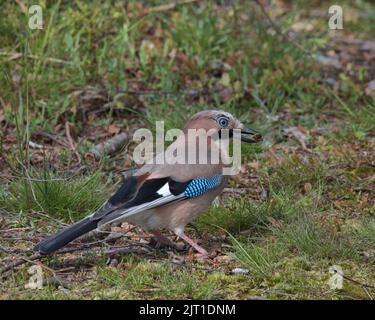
[184,110,262,143]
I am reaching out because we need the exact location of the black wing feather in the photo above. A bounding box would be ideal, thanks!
[123,178,169,207]
[108,175,138,206]
[168,178,191,195]
[94,177,191,222]
[34,174,192,255]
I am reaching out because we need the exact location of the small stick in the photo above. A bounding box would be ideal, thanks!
[28,141,47,149]
[0,242,154,277]
[0,52,69,65]
[65,121,81,164]
[88,132,129,160]
[223,187,255,194]
[32,131,69,148]
[0,253,42,275]
[145,0,200,14]
[65,122,76,151]
[15,0,27,13]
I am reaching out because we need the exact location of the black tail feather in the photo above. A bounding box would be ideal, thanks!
[34,218,97,255]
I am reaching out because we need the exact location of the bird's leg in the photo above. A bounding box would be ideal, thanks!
[174,230,208,256]
[151,231,187,251]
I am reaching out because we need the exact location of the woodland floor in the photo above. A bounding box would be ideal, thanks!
[0,1,374,299]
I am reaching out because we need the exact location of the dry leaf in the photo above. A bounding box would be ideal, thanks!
[304,182,312,193]
[107,124,121,135]
[0,109,4,123]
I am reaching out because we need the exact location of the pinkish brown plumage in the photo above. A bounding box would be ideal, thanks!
[34,110,261,256]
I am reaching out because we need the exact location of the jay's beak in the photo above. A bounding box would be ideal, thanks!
[240,128,262,143]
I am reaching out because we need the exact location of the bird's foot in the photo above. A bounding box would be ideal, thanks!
[150,231,188,252]
[175,232,209,256]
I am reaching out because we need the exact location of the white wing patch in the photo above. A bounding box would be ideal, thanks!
[157,182,171,197]
[99,193,186,227]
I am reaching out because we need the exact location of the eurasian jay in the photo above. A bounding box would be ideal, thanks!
[34,110,261,256]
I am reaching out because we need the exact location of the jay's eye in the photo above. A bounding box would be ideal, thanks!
[217,116,229,128]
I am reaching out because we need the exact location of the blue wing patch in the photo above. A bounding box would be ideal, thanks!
[184,175,222,198]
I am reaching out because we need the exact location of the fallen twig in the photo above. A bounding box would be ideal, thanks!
[65,122,76,151]
[65,121,82,165]
[105,244,154,257]
[336,270,375,290]
[15,0,27,13]
[88,132,129,160]
[0,227,31,233]
[170,260,216,272]
[223,187,256,194]
[28,141,47,150]
[30,210,69,227]
[0,246,15,254]
[0,175,68,183]
[0,51,69,65]
[0,241,154,277]
[144,0,200,15]
[0,253,42,275]
[32,131,69,148]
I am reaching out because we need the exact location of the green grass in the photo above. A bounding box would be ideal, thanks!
[1,0,374,299]
[271,215,358,260]
[351,218,375,246]
[96,258,222,299]
[0,170,107,223]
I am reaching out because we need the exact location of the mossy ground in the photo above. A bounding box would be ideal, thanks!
[0,0,374,299]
